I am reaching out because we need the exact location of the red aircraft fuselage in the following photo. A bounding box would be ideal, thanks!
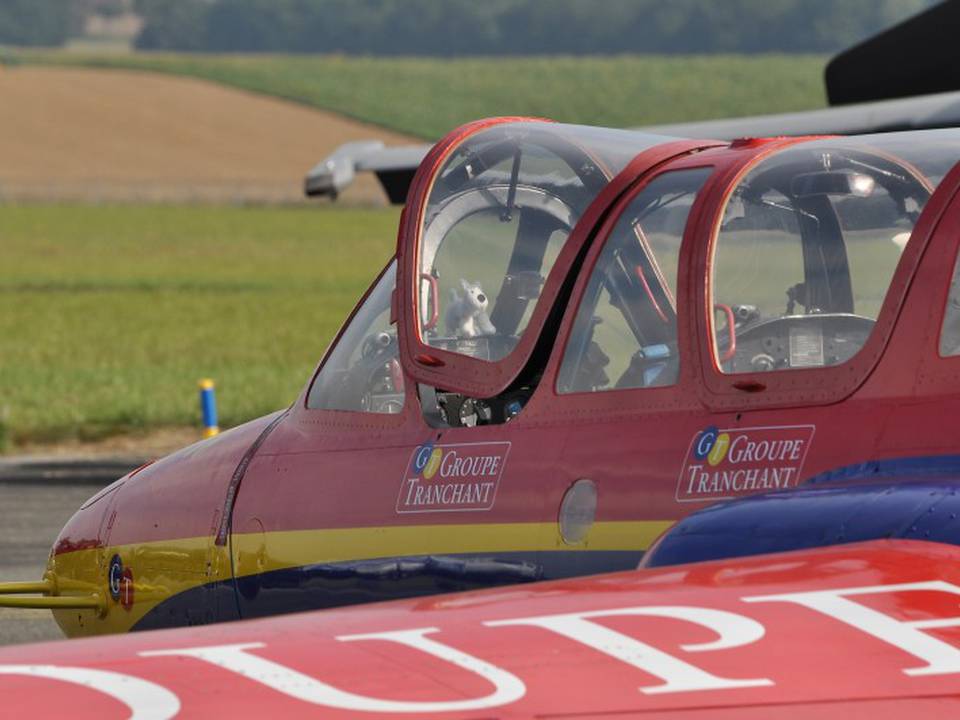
[20,118,960,638]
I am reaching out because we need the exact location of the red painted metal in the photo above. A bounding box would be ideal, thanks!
[54,412,282,552]
[39,121,960,648]
[414,352,445,367]
[732,379,766,393]
[8,540,960,718]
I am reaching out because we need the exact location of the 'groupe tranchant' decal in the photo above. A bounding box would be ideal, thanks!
[397,441,510,513]
[677,424,815,502]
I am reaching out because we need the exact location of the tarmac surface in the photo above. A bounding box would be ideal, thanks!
[0,482,100,646]
[0,456,168,647]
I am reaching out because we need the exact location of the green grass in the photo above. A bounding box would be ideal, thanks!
[715,230,903,320]
[0,204,399,446]
[19,51,829,140]
[0,202,908,447]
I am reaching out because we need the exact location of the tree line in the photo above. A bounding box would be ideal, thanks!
[0,0,939,55]
[0,0,81,47]
[133,0,941,54]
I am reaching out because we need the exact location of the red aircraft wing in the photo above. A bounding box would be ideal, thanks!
[4,538,960,718]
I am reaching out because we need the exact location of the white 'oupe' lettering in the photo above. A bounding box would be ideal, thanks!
[486,605,772,694]
[0,664,180,720]
[140,627,525,713]
[745,580,960,676]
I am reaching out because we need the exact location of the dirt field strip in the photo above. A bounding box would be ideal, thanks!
[0,66,417,204]
[12,426,200,459]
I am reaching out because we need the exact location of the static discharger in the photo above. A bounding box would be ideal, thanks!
[199,379,220,438]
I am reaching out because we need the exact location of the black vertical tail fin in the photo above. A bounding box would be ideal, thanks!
[827,0,960,105]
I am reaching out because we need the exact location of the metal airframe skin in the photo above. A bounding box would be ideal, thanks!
[23,118,960,638]
[6,540,960,717]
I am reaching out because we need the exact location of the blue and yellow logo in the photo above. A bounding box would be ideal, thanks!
[413,442,444,479]
[692,426,732,467]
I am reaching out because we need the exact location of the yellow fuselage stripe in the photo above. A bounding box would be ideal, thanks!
[232,520,672,575]
[49,520,673,638]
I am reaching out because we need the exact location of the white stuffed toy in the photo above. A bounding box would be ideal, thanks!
[445,279,497,338]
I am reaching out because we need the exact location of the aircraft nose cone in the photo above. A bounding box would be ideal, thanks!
[41,478,130,636]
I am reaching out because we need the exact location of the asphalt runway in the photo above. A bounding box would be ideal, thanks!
[0,482,99,646]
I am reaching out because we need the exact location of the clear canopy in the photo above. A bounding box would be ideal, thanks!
[416,121,676,363]
[558,167,713,393]
[711,129,960,373]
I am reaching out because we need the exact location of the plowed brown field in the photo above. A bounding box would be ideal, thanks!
[0,66,417,204]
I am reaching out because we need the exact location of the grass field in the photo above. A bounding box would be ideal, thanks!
[0,50,835,449]
[0,205,398,447]
[1,202,906,449]
[20,52,829,140]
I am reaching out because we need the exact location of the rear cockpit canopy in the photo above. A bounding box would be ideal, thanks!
[711,130,960,373]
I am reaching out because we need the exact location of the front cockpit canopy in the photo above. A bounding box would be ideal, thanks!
[416,121,673,363]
